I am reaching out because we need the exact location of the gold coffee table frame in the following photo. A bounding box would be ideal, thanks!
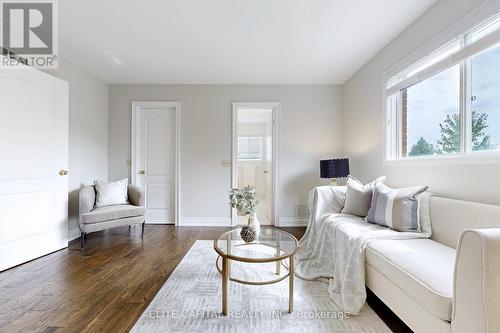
[213,228,299,316]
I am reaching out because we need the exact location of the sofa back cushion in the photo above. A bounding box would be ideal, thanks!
[430,197,500,248]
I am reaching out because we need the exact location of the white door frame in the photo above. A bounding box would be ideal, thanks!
[231,102,280,226]
[131,101,180,226]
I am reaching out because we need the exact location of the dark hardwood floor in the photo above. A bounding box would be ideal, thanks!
[0,225,411,332]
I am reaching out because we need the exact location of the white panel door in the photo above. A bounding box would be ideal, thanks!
[0,66,69,271]
[134,106,176,224]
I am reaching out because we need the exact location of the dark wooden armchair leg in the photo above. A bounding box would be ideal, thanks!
[141,222,145,238]
[80,232,85,252]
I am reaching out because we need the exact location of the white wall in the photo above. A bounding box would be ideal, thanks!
[343,0,500,205]
[46,58,109,239]
[108,85,343,225]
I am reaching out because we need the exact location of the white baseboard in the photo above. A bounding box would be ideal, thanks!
[172,217,309,227]
[145,221,175,225]
[278,217,309,227]
[179,217,232,226]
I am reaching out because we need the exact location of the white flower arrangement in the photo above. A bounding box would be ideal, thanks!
[229,185,259,216]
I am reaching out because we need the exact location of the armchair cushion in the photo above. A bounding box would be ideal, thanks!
[82,204,145,225]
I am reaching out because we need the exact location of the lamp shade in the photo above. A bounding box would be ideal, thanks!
[320,158,350,179]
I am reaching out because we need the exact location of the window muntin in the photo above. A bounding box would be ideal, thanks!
[237,137,262,160]
[386,12,500,161]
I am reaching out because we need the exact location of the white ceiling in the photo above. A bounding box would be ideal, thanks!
[59,0,436,84]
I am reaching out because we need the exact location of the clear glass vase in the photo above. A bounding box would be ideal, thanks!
[247,212,260,237]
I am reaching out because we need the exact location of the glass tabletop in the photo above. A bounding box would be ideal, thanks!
[214,227,298,262]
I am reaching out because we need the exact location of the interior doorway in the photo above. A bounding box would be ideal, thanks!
[131,101,180,225]
[232,102,279,226]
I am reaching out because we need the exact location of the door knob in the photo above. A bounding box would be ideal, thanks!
[138,170,145,175]
[59,170,68,176]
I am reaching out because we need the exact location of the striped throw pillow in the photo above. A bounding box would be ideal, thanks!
[367,183,428,232]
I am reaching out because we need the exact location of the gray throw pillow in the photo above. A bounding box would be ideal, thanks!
[367,183,428,232]
[341,176,386,217]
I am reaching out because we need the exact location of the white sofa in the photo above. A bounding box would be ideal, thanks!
[363,195,500,333]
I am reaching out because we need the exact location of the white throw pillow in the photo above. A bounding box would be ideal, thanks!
[94,178,129,208]
[340,176,386,217]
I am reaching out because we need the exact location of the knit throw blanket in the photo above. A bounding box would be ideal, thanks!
[294,186,432,314]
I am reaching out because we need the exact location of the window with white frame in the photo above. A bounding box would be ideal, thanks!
[237,136,262,160]
[385,12,500,160]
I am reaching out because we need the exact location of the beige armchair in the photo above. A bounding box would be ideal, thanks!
[79,184,145,251]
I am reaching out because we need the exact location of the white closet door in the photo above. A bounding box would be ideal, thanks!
[0,66,68,271]
[133,106,176,224]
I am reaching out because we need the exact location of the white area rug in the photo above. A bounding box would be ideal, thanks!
[131,240,391,333]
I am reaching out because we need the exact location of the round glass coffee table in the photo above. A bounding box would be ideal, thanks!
[213,227,298,315]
